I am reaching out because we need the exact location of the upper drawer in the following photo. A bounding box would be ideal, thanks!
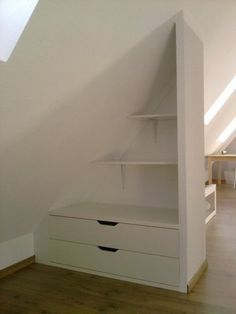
[49,216,179,257]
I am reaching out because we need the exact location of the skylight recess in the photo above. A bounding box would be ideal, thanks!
[204,76,236,125]
[0,0,39,62]
[217,117,236,143]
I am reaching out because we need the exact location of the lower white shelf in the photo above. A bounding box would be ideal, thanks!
[94,160,178,165]
[49,202,179,229]
[128,113,177,120]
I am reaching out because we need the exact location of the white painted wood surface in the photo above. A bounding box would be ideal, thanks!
[128,113,177,120]
[49,216,179,257]
[49,202,179,229]
[47,12,205,293]
[176,13,205,289]
[49,239,180,287]
[205,184,216,224]
[94,160,177,165]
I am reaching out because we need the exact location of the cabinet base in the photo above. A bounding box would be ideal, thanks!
[50,261,181,292]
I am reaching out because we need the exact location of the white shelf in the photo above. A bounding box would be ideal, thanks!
[49,202,179,229]
[205,184,216,197]
[205,207,216,224]
[94,160,177,165]
[128,113,177,120]
[205,184,216,224]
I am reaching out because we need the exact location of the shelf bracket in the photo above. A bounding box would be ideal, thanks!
[120,165,126,190]
[152,120,158,143]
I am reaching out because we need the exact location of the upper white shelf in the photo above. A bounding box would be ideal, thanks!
[94,160,177,165]
[128,113,177,120]
[49,202,179,229]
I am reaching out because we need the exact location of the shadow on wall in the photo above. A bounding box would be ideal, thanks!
[0,17,177,242]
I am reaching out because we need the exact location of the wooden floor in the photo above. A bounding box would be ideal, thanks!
[1,185,236,314]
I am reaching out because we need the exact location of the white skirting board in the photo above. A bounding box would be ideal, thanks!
[0,233,34,270]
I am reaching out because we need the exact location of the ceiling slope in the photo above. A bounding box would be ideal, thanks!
[0,2,177,242]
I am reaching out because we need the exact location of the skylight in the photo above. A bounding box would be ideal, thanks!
[217,117,236,143]
[204,76,236,125]
[0,0,39,62]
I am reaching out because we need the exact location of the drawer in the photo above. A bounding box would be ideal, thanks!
[49,216,179,257]
[49,240,179,287]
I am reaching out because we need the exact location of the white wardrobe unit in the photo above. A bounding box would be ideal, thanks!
[49,203,179,288]
[48,12,205,293]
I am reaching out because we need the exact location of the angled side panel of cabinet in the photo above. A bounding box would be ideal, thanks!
[176,12,206,292]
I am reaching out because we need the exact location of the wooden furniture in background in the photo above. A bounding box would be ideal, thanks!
[207,154,236,185]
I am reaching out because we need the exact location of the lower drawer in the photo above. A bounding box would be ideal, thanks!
[49,240,179,287]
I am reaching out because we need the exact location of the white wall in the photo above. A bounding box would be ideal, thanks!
[1,1,236,267]
[0,233,34,269]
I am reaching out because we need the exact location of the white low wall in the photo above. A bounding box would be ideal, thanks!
[0,233,34,270]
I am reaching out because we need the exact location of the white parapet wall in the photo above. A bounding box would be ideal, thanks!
[0,233,34,270]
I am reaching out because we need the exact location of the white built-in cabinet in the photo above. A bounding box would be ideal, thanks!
[49,203,179,288]
[48,12,205,293]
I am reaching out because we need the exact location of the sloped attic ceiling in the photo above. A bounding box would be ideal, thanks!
[2,0,236,245]
[0,1,177,243]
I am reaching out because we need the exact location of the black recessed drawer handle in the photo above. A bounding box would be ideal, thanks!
[98,246,119,252]
[97,220,118,226]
